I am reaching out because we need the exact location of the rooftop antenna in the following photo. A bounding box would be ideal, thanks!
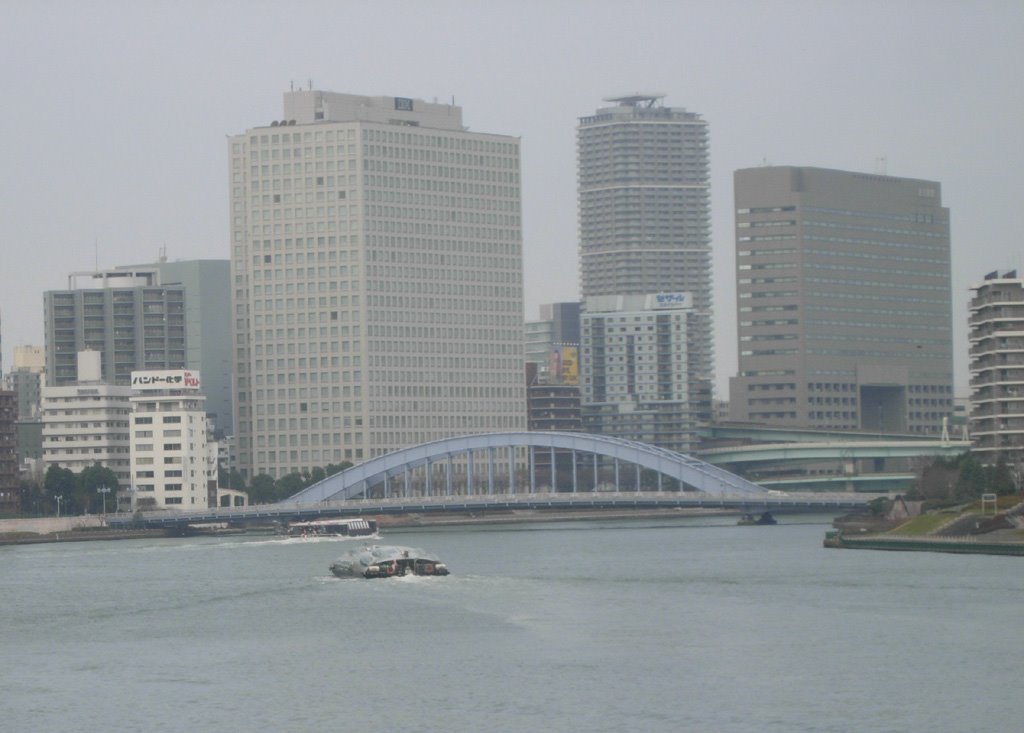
[158,244,167,263]
[308,78,313,91]
[874,155,888,174]
[290,80,294,92]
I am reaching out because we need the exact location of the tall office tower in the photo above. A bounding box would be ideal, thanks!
[581,293,696,452]
[968,271,1024,464]
[577,95,713,436]
[230,90,525,479]
[729,167,953,434]
[150,260,233,437]
[44,268,186,387]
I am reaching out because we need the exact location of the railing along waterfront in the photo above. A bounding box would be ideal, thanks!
[107,491,870,529]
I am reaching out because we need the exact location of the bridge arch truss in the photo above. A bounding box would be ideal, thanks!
[286,431,767,505]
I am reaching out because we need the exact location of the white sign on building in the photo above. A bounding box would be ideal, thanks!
[130,370,201,391]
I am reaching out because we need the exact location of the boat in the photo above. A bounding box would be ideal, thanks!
[285,518,377,538]
[329,544,450,579]
[737,512,778,526]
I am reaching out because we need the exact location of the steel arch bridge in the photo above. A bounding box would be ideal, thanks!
[285,431,768,505]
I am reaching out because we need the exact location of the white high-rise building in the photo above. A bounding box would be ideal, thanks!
[229,90,525,479]
[130,369,217,510]
[580,293,696,453]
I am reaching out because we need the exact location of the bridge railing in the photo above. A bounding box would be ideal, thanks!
[107,491,870,528]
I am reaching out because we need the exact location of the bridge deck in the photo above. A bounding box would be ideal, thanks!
[108,491,870,529]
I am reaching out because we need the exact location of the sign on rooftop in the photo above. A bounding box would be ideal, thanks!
[650,292,691,309]
[131,370,201,391]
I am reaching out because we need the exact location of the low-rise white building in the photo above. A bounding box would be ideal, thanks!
[130,369,217,510]
[41,351,132,483]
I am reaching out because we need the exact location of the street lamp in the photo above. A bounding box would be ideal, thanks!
[97,485,111,515]
[55,495,63,518]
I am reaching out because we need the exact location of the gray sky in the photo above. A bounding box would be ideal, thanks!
[2,1,1022,398]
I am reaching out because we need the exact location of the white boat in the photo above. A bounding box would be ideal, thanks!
[286,518,377,538]
[329,545,449,579]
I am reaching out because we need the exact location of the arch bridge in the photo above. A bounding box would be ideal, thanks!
[109,433,872,529]
[287,431,768,505]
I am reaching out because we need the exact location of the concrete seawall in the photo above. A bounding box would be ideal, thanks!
[0,516,105,535]
[824,530,1024,556]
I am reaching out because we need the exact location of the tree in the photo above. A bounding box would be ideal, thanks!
[275,472,308,501]
[954,454,986,502]
[248,474,277,504]
[228,469,247,490]
[910,457,959,502]
[325,462,352,477]
[19,478,47,516]
[990,454,1015,496]
[218,467,248,490]
[78,463,120,513]
[43,465,77,515]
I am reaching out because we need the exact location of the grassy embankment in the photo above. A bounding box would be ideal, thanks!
[887,496,1024,539]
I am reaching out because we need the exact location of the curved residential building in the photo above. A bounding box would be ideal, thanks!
[969,273,1024,463]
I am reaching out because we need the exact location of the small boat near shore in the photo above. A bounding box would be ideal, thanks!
[285,518,377,538]
[737,512,777,526]
[330,544,450,579]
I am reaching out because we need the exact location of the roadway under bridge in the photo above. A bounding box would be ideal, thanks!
[109,432,871,529]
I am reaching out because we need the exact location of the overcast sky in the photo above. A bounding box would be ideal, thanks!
[2,1,1022,398]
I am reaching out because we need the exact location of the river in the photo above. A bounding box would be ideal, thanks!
[2,515,1020,732]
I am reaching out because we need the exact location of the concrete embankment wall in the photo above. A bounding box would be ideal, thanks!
[0,516,104,535]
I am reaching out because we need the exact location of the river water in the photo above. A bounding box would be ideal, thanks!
[3,515,1020,732]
